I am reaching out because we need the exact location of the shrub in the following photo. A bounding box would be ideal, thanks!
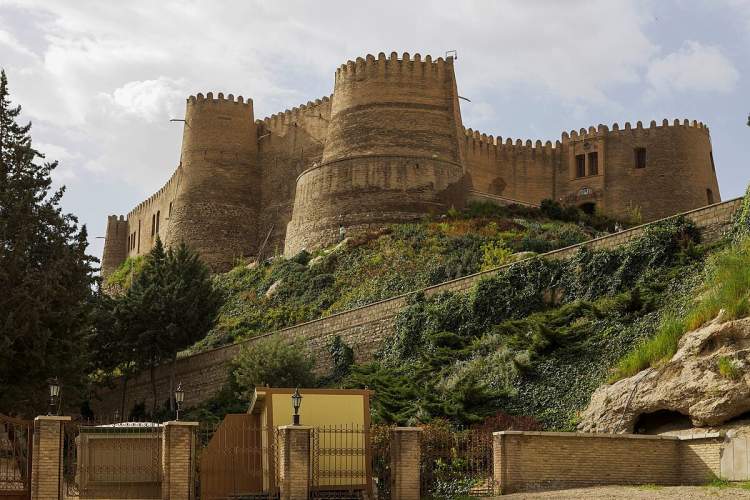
[233,336,315,395]
[480,241,513,271]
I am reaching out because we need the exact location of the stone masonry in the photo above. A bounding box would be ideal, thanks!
[91,197,742,416]
[102,52,721,273]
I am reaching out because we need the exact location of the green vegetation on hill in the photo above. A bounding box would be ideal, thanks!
[191,202,616,351]
[342,216,710,428]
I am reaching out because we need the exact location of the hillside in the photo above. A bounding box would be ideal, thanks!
[190,202,618,351]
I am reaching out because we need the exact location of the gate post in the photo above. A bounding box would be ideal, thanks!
[31,415,70,500]
[162,420,199,500]
[390,427,422,500]
[278,425,311,500]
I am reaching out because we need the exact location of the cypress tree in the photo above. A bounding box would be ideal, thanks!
[0,69,96,415]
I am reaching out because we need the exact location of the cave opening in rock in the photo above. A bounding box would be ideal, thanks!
[633,410,693,434]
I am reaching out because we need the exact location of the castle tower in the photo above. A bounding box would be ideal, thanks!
[166,93,259,270]
[284,53,468,256]
[101,215,128,276]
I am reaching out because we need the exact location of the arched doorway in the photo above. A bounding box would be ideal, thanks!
[579,202,596,215]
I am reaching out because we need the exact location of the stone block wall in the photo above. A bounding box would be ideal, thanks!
[92,197,742,417]
[492,431,724,494]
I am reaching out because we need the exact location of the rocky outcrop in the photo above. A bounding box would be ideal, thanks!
[579,315,750,434]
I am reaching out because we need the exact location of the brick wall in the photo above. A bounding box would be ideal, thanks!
[493,431,724,494]
[91,197,742,417]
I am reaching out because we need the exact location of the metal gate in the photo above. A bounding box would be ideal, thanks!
[62,419,162,499]
[310,425,372,500]
[0,414,32,500]
[197,414,279,499]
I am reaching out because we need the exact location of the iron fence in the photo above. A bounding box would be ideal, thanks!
[369,424,392,500]
[196,416,279,500]
[62,417,162,499]
[420,425,495,498]
[0,414,32,498]
[310,425,371,500]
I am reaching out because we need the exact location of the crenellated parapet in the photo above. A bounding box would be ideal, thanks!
[127,167,181,221]
[258,95,332,133]
[334,52,453,83]
[561,118,710,144]
[187,92,252,107]
[462,127,562,161]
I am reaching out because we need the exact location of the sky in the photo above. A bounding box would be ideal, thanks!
[0,0,748,263]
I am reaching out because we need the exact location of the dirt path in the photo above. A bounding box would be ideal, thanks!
[499,485,750,498]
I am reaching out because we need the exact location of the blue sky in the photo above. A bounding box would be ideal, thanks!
[0,0,748,262]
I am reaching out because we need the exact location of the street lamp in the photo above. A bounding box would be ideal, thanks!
[48,378,61,416]
[291,387,302,425]
[175,382,184,421]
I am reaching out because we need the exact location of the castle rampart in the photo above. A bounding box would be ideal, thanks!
[102,52,722,275]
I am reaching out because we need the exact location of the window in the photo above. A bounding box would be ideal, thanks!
[151,214,156,236]
[710,151,715,173]
[707,188,714,205]
[634,148,647,169]
[127,234,130,251]
[576,154,586,178]
[169,202,173,217]
[588,152,599,176]
[156,211,160,235]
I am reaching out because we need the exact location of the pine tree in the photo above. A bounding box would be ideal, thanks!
[115,237,221,414]
[0,69,96,415]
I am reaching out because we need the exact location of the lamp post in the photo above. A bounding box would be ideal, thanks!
[48,378,61,416]
[291,387,302,425]
[175,382,184,421]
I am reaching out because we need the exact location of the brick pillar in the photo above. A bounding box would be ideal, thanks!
[162,421,198,500]
[390,427,422,500]
[31,415,70,500]
[493,431,506,495]
[278,425,311,500]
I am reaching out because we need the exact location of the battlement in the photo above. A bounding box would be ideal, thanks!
[127,167,181,220]
[334,52,454,83]
[258,95,332,131]
[187,92,252,107]
[562,118,709,143]
[462,127,562,160]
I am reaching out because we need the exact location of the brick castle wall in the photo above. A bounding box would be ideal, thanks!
[493,431,724,494]
[102,52,722,275]
[91,197,742,417]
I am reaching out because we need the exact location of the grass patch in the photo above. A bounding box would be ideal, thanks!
[704,476,732,488]
[611,237,750,382]
[716,356,741,380]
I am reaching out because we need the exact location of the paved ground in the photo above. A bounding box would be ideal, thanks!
[499,485,750,498]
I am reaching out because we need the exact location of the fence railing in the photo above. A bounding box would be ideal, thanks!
[309,424,371,499]
[0,414,32,496]
[62,418,162,499]
[420,425,495,498]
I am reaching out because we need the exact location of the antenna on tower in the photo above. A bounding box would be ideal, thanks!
[170,118,190,128]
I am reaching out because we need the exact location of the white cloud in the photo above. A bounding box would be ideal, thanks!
[107,77,187,122]
[646,41,739,96]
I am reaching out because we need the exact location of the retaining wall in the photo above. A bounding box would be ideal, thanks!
[91,198,743,417]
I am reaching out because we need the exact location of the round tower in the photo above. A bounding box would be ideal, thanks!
[599,119,720,221]
[166,92,259,270]
[284,52,467,255]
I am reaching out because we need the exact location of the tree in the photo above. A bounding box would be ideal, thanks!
[115,237,222,413]
[233,336,316,396]
[0,69,96,415]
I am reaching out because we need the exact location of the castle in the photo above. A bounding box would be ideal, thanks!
[101,52,721,275]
